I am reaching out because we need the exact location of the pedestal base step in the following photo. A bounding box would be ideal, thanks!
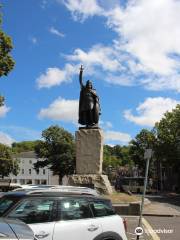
[67,174,113,195]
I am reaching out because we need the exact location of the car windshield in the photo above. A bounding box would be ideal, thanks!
[0,197,18,215]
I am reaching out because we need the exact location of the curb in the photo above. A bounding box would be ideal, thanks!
[113,202,140,216]
[143,213,180,217]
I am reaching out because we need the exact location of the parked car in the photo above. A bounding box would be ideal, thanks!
[0,217,35,240]
[12,185,99,196]
[0,190,127,240]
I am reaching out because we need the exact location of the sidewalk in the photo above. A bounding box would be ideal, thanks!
[113,194,180,217]
[143,201,180,217]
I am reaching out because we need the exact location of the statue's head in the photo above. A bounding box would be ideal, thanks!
[86,80,93,89]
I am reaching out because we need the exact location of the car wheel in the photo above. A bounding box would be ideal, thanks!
[93,232,123,240]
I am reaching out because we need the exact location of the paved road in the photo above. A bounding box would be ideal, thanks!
[125,194,180,239]
[145,216,180,240]
[125,216,180,240]
[125,216,152,240]
[146,194,180,212]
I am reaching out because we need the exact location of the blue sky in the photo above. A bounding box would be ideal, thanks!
[0,0,180,146]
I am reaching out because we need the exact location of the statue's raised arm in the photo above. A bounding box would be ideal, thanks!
[79,65,84,88]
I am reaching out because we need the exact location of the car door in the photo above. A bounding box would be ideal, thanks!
[53,197,103,240]
[6,197,56,240]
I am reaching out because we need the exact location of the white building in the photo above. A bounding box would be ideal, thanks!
[10,151,59,185]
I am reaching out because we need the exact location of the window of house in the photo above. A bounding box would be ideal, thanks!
[20,179,25,184]
[36,169,39,175]
[22,169,24,174]
[41,180,47,184]
[35,179,40,184]
[26,180,32,184]
[29,160,32,164]
[29,169,31,175]
[43,169,46,175]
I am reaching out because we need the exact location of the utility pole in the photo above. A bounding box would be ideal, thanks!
[136,149,153,239]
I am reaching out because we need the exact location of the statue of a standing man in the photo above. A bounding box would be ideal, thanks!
[78,65,101,127]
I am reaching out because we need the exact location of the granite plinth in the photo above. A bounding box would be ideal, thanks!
[76,129,103,174]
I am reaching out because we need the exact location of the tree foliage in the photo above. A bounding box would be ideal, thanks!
[0,143,19,178]
[154,104,180,167]
[12,141,40,153]
[34,125,75,183]
[0,9,15,77]
[103,144,133,171]
[129,129,156,175]
[0,7,15,106]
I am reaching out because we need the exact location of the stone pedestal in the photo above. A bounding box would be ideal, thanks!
[67,174,113,195]
[67,128,113,195]
[76,129,103,174]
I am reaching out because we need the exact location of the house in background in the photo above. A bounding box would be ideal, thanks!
[10,151,59,185]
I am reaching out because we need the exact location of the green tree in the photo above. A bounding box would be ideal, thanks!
[12,141,39,153]
[154,104,180,166]
[0,143,19,178]
[121,145,134,167]
[34,125,75,183]
[129,129,156,176]
[103,145,122,171]
[103,144,133,171]
[0,7,15,106]
[154,104,180,189]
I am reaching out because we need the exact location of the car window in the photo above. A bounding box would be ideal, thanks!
[7,198,55,224]
[59,198,93,220]
[0,197,18,215]
[90,200,115,217]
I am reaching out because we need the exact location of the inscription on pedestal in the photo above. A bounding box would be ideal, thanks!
[76,129,103,174]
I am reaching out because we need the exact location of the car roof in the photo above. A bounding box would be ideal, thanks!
[3,190,108,201]
[13,185,99,196]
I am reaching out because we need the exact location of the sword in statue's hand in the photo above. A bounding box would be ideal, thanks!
[80,65,84,72]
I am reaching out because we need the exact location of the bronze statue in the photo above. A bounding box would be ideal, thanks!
[78,65,101,127]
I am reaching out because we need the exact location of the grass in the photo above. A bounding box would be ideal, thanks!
[103,192,140,204]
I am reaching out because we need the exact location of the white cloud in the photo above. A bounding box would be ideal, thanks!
[0,132,15,146]
[38,97,79,123]
[0,105,10,117]
[49,26,65,38]
[66,45,121,72]
[0,126,41,141]
[142,74,180,92]
[61,0,180,92]
[124,97,180,127]
[60,0,103,21]
[104,130,131,144]
[100,121,113,129]
[107,0,180,75]
[36,64,76,88]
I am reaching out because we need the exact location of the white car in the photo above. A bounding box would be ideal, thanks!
[13,185,99,196]
[0,190,127,240]
[0,217,35,240]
